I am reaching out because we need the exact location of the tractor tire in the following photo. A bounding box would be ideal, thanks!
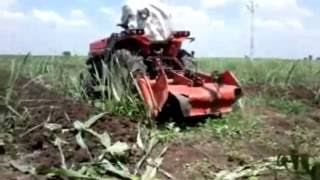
[112,49,146,77]
[106,49,146,101]
[79,70,99,98]
[81,56,107,99]
[82,49,146,101]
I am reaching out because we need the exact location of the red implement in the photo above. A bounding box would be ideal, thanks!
[86,29,242,120]
[137,61,242,118]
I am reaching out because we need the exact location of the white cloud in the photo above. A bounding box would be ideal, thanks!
[100,7,116,16]
[169,5,224,30]
[124,0,171,12]
[32,9,89,27]
[70,9,86,19]
[211,20,225,29]
[249,0,312,31]
[256,18,304,31]
[0,10,26,20]
[100,7,119,23]
[201,0,230,8]
[257,0,312,17]
[0,0,16,10]
[256,0,312,18]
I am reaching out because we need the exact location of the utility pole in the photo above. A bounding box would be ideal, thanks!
[247,0,256,61]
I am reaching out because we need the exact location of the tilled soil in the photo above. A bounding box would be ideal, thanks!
[1,79,320,180]
[0,79,139,179]
[160,85,320,180]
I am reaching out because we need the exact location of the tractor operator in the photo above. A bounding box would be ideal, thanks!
[120,1,173,41]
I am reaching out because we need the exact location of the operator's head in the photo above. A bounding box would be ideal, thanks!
[121,5,135,28]
[122,5,134,17]
[137,8,150,20]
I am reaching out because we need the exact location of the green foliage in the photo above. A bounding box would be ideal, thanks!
[277,154,320,180]
[99,95,147,118]
[36,113,164,180]
[155,123,181,143]
[204,110,259,139]
[265,98,311,115]
[275,124,320,180]
[0,55,147,118]
[1,55,320,179]
[198,58,320,90]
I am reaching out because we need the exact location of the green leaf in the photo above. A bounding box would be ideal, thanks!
[291,154,300,171]
[141,165,157,180]
[76,132,88,149]
[116,161,131,175]
[137,125,145,150]
[86,129,111,149]
[44,123,62,131]
[53,137,67,169]
[100,132,112,149]
[278,156,289,167]
[0,139,5,146]
[74,121,86,131]
[141,157,163,180]
[108,141,130,156]
[100,159,132,179]
[111,83,121,102]
[44,168,107,180]
[10,160,36,174]
[301,155,310,173]
[84,166,101,177]
[84,113,107,128]
[311,162,320,180]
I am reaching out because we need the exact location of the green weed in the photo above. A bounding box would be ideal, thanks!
[198,59,320,90]
[204,110,259,139]
[266,99,311,115]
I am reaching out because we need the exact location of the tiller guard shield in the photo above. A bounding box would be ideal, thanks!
[137,66,242,119]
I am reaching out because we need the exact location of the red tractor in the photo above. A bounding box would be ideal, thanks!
[85,27,242,120]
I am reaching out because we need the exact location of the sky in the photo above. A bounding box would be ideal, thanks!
[0,0,319,58]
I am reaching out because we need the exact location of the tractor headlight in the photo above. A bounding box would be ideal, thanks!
[128,29,145,35]
[173,31,190,38]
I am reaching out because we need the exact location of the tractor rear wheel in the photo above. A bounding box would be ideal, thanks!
[82,49,146,101]
[105,49,146,101]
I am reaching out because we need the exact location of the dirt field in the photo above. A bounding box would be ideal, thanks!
[0,57,320,179]
[0,78,141,179]
[160,85,320,179]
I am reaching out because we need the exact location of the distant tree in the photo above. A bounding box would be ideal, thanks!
[316,57,320,61]
[62,51,71,57]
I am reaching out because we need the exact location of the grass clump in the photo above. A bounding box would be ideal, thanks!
[198,59,320,90]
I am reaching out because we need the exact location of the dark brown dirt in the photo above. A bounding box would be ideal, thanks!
[2,79,319,179]
[0,78,139,179]
[94,117,138,143]
[162,143,205,179]
[0,70,10,114]
[160,85,320,180]
[161,138,245,180]
[311,110,320,123]
[0,172,43,180]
